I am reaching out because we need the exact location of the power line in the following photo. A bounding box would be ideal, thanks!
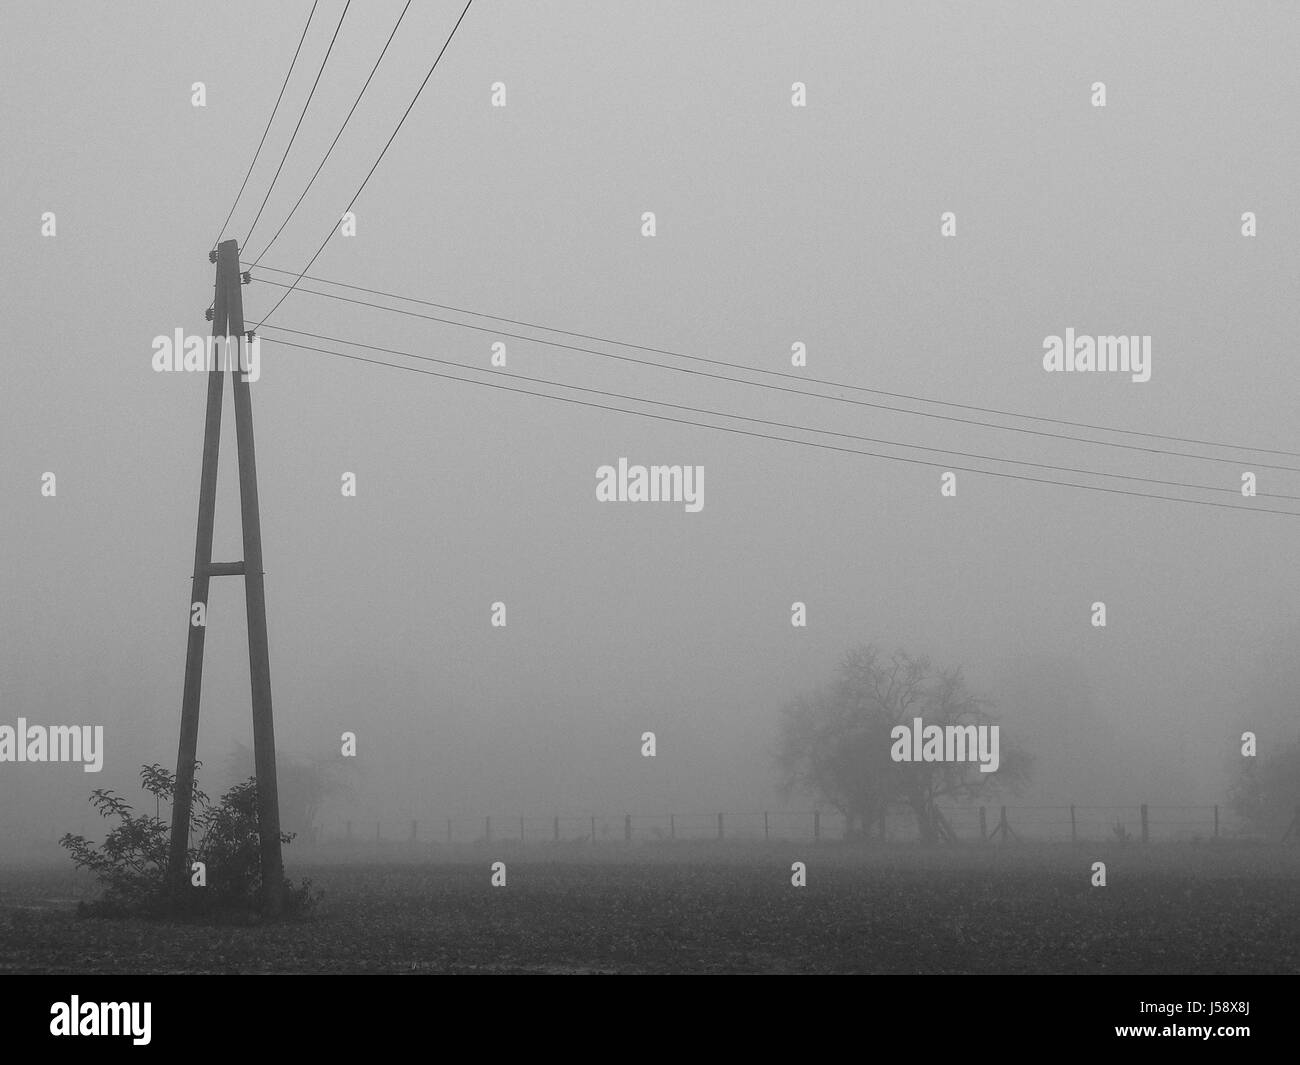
[249,276,1300,475]
[259,322,1299,501]
[240,262,1300,462]
[254,326,1300,517]
[249,1,413,267]
[212,0,319,249]
[252,0,475,332]
[243,0,353,251]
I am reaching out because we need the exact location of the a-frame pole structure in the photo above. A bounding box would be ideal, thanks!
[168,239,284,915]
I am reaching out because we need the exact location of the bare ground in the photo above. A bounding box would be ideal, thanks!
[1,842,1296,974]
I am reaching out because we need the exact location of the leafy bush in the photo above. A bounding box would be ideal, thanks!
[59,762,317,921]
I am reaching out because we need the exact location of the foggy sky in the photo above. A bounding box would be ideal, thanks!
[3,0,1299,855]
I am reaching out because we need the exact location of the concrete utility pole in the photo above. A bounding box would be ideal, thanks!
[168,239,284,915]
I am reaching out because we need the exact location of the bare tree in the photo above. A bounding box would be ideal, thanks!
[1230,734,1300,839]
[776,645,1031,842]
[225,742,353,844]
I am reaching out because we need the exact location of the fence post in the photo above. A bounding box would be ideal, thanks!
[410,819,417,843]
[979,806,987,842]
[1140,804,1149,844]
[446,818,452,844]
[485,816,491,844]
[591,815,596,842]
[1070,805,1077,844]
[554,816,560,842]
[717,812,724,840]
[669,813,675,840]
[764,811,769,841]
[814,810,821,842]
[625,814,632,842]
[1214,804,1219,839]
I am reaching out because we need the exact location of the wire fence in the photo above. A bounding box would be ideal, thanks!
[314,802,1270,847]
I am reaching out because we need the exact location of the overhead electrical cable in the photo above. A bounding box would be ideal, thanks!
[212,0,319,249]
[249,277,1300,475]
[253,324,1300,517]
[251,0,475,332]
[243,0,353,251]
[249,0,413,266]
[240,262,1300,461]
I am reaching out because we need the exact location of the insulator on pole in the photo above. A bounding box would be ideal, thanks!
[241,271,252,285]
[208,250,218,263]
[205,307,215,322]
